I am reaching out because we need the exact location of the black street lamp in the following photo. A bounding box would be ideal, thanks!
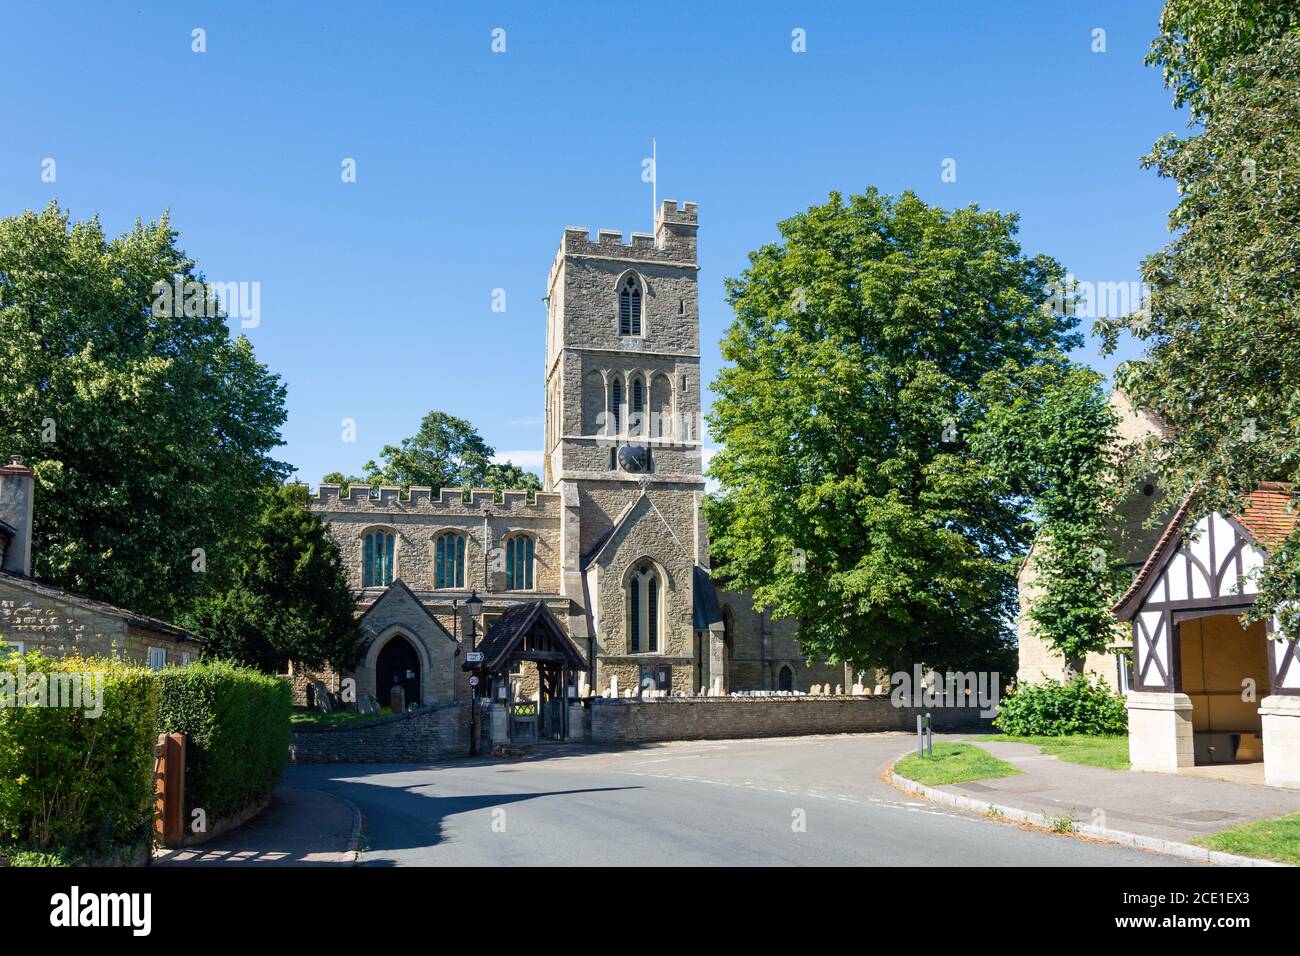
[465,590,483,755]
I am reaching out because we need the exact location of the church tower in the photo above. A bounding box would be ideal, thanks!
[543,201,718,694]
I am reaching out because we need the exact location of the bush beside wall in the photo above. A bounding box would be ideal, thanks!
[155,660,291,823]
[993,675,1127,736]
[0,652,157,857]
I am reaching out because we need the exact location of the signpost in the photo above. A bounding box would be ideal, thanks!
[465,591,483,756]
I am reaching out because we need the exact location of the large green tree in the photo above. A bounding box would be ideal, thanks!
[0,203,288,619]
[185,484,363,673]
[704,189,1078,673]
[326,410,541,494]
[972,364,1125,667]
[1099,5,1300,636]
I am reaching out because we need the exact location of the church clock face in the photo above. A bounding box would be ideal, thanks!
[617,444,649,473]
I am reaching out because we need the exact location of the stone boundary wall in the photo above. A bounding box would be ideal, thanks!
[289,701,475,764]
[587,695,993,744]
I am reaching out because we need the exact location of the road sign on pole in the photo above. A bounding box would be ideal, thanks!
[469,675,480,687]
[466,651,484,664]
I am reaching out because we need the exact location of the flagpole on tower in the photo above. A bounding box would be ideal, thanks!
[651,137,657,244]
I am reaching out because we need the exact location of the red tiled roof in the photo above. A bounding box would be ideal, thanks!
[1236,482,1298,549]
[1112,482,1297,618]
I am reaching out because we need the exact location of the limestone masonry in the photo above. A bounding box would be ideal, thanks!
[305,202,847,707]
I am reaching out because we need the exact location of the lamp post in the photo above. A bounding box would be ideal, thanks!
[465,589,483,756]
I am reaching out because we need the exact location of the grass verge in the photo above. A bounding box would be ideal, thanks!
[893,742,1021,786]
[290,708,393,728]
[973,734,1129,770]
[1190,812,1300,865]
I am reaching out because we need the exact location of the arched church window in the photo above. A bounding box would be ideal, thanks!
[611,377,623,434]
[778,665,794,693]
[628,561,662,653]
[630,376,644,436]
[434,531,465,589]
[505,534,535,590]
[722,605,735,659]
[618,274,643,336]
[363,529,395,588]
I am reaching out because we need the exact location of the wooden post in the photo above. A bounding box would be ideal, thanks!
[153,732,186,848]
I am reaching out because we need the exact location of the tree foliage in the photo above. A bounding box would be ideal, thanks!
[973,365,1125,663]
[184,484,364,673]
[0,203,289,620]
[326,409,540,494]
[1147,0,1300,110]
[704,189,1079,673]
[1100,8,1300,637]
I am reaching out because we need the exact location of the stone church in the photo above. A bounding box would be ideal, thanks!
[304,202,847,708]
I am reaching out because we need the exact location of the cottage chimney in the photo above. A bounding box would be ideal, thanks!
[0,456,35,577]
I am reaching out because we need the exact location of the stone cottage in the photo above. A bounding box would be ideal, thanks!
[0,456,204,667]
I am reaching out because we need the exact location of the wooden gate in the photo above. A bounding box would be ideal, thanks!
[154,732,186,848]
[542,699,565,739]
[509,702,538,742]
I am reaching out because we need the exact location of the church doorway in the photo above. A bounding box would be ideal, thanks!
[778,665,794,693]
[376,633,421,710]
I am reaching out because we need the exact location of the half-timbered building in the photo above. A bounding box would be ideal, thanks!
[1114,483,1300,786]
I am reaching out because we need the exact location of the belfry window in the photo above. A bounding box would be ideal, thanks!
[618,274,642,336]
[434,532,465,589]
[628,561,661,653]
[505,534,535,591]
[363,529,396,588]
[630,376,644,435]
[611,377,623,434]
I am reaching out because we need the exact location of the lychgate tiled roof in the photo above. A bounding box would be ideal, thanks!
[1112,482,1296,615]
[1236,482,1298,549]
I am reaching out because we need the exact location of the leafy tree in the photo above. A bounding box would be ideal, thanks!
[973,364,1125,667]
[482,461,542,494]
[1099,8,1300,636]
[704,189,1079,674]
[185,484,363,672]
[1147,0,1300,110]
[0,203,288,619]
[327,410,540,494]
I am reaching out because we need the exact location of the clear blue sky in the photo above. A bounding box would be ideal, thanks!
[0,1,1181,485]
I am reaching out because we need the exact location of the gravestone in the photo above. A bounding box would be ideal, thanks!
[309,680,333,713]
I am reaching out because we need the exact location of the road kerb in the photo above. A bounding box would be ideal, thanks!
[888,754,1288,868]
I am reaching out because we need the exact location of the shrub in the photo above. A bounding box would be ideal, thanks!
[0,652,157,853]
[155,660,291,822]
[993,675,1127,736]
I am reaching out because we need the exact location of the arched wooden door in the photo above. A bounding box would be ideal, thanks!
[376,634,421,710]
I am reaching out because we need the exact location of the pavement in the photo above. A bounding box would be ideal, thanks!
[280,734,1191,866]
[153,733,1300,866]
[153,787,359,866]
[928,738,1300,847]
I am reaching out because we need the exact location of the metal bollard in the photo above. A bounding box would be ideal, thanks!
[925,712,933,757]
[916,714,924,758]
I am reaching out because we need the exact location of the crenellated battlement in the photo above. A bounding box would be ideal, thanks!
[305,483,560,515]
[657,199,698,224]
[559,200,698,268]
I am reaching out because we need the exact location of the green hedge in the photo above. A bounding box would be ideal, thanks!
[155,660,291,822]
[0,652,157,855]
[993,675,1128,736]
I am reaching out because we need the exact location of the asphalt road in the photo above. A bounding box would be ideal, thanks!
[285,733,1191,866]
